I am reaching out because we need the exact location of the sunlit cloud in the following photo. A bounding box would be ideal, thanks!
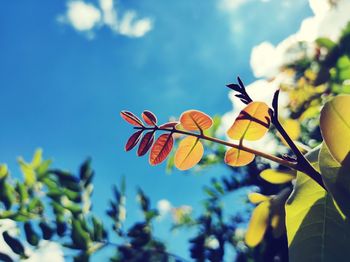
[218,0,250,11]
[250,0,349,79]
[58,0,153,39]
[217,0,271,12]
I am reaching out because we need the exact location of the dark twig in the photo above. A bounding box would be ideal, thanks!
[271,90,325,189]
[226,77,253,105]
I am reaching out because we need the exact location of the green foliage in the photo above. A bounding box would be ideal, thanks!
[0,151,178,262]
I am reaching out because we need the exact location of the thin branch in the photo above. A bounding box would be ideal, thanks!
[271,90,325,189]
[135,126,299,170]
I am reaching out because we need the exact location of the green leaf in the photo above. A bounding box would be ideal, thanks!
[16,182,29,206]
[24,222,40,246]
[316,37,336,50]
[18,158,36,186]
[71,220,90,250]
[320,95,350,163]
[0,164,8,180]
[0,182,15,209]
[285,147,350,262]
[319,142,350,217]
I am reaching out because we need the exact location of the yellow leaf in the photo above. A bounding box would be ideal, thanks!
[31,148,43,168]
[320,95,350,163]
[18,158,36,186]
[224,147,255,167]
[299,106,320,121]
[227,102,270,141]
[0,164,8,179]
[179,110,213,131]
[175,136,204,170]
[260,169,296,184]
[248,192,271,204]
[245,200,270,247]
[282,119,300,141]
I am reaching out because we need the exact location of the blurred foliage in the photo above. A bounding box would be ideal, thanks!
[0,150,182,262]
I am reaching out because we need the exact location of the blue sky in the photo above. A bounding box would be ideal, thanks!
[0,0,313,260]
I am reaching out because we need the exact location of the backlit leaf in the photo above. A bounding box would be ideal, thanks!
[227,102,270,141]
[120,111,143,127]
[149,134,174,165]
[282,119,300,141]
[320,95,350,163]
[224,147,255,167]
[0,164,8,179]
[174,136,204,170]
[260,169,295,184]
[31,149,42,168]
[18,159,36,186]
[125,130,143,151]
[319,142,350,217]
[137,131,154,156]
[142,110,157,126]
[179,110,213,131]
[245,200,270,247]
[248,192,271,204]
[285,146,350,262]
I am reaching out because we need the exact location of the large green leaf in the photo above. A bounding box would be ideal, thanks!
[320,95,350,164]
[319,142,350,218]
[285,147,350,262]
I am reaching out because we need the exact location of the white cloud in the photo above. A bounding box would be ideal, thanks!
[218,0,250,11]
[26,241,64,262]
[250,0,350,79]
[58,0,153,39]
[99,0,118,28]
[119,11,153,38]
[65,1,101,31]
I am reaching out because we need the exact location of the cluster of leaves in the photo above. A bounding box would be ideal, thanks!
[121,94,274,171]
[121,76,350,262]
[0,151,179,262]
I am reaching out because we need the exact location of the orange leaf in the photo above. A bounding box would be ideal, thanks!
[120,111,143,127]
[125,130,143,151]
[142,110,157,126]
[227,102,270,141]
[137,131,155,156]
[174,136,204,170]
[179,110,213,131]
[149,134,174,165]
[225,147,255,167]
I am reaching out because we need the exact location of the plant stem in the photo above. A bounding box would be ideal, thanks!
[136,126,298,170]
[271,90,325,189]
